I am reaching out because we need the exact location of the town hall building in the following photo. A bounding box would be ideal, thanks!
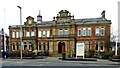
[9,10,111,57]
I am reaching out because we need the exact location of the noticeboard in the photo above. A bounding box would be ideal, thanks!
[76,43,85,59]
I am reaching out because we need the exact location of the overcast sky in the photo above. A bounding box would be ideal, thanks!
[0,0,119,35]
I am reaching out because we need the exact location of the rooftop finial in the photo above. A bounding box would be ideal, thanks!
[39,10,41,16]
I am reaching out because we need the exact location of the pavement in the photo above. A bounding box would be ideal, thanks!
[1,57,120,67]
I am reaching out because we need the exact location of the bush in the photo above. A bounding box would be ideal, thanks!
[97,52,104,59]
[85,49,95,58]
[100,50,114,59]
[9,50,32,57]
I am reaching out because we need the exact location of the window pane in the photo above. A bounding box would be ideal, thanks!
[16,43,19,50]
[38,31,41,37]
[24,45,27,50]
[83,28,86,36]
[78,29,81,36]
[12,32,15,38]
[43,30,46,36]
[47,30,50,37]
[96,27,99,36]
[88,28,91,36]
[59,29,62,35]
[24,42,27,50]
[60,19,62,24]
[43,43,46,51]
[96,42,98,50]
[38,43,41,50]
[31,31,34,36]
[28,42,32,51]
[89,42,91,49]
[12,43,15,51]
[100,42,104,51]
[26,32,30,37]
[101,27,105,36]
[64,29,68,35]
[16,32,19,38]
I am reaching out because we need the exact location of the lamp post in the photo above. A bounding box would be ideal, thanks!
[17,6,22,60]
[115,35,118,56]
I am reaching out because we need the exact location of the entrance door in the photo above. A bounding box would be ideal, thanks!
[58,42,65,53]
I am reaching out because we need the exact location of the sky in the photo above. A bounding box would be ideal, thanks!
[0,0,119,35]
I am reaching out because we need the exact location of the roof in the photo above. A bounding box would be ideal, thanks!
[75,17,108,23]
[9,17,111,28]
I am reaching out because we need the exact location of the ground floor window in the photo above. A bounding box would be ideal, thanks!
[43,43,46,51]
[96,42,98,50]
[16,43,19,50]
[47,42,49,50]
[24,42,27,50]
[28,42,32,51]
[12,43,15,51]
[100,41,104,51]
[88,42,91,49]
[38,43,41,50]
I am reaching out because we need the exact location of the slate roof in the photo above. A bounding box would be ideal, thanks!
[9,17,111,28]
[75,17,107,23]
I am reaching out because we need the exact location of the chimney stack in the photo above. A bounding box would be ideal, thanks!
[101,10,105,19]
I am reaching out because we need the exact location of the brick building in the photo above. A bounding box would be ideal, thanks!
[0,28,9,55]
[9,10,111,57]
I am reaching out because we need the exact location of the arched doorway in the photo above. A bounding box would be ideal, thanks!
[58,42,65,53]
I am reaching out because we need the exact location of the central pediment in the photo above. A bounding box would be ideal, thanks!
[24,16,36,25]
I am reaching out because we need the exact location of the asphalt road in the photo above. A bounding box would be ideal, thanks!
[1,57,120,68]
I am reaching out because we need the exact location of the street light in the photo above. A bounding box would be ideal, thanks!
[17,6,22,60]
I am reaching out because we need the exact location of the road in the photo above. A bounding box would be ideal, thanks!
[1,57,120,68]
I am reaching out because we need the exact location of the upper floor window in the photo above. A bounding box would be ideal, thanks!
[12,32,15,38]
[38,30,41,37]
[88,28,91,36]
[31,30,35,36]
[64,19,67,23]
[60,18,62,24]
[16,31,19,38]
[47,30,50,37]
[78,29,81,36]
[26,31,30,37]
[59,29,63,36]
[64,29,68,35]
[95,27,99,36]
[101,27,105,36]
[42,30,46,37]
[83,28,86,36]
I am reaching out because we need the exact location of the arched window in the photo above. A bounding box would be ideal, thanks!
[16,43,19,50]
[96,42,98,50]
[12,43,15,51]
[38,43,41,50]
